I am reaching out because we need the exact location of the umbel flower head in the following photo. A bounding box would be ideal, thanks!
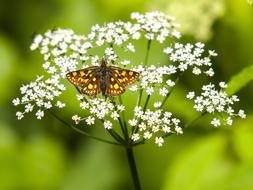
[13,11,245,146]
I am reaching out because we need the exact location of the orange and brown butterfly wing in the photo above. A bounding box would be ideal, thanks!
[81,74,101,96]
[106,67,139,96]
[66,67,101,96]
[109,66,140,87]
[106,72,126,96]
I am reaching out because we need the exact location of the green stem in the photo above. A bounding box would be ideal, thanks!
[49,111,121,146]
[184,111,207,128]
[126,147,141,190]
[136,40,152,108]
[143,95,150,112]
[119,96,128,135]
[161,73,182,108]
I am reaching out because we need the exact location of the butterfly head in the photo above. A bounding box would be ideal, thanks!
[100,58,108,68]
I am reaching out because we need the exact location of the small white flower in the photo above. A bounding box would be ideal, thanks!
[226,117,233,126]
[166,79,175,87]
[56,101,66,108]
[25,104,34,113]
[12,98,20,106]
[162,125,171,133]
[211,118,221,127]
[111,111,120,120]
[129,119,138,126]
[80,102,89,109]
[36,110,44,120]
[175,126,183,134]
[16,111,24,120]
[129,85,138,92]
[120,60,130,66]
[154,101,162,108]
[159,87,168,96]
[104,120,113,129]
[208,50,218,56]
[186,92,195,99]
[131,133,140,141]
[117,105,125,112]
[155,137,164,147]
[126,43,135,52]
[72,115,81,124]
[219,82,227,89]
[85,116,95,125]
[139,122,147,131]
[146,86,154,95]
[238,110,246,118]
[143,132,152,139]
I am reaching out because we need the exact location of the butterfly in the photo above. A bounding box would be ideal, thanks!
[66,58,140,96]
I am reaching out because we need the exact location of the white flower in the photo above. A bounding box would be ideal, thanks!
[219,82,227,89]
[126,43,135,52]
[56,101,66,108]
[72,115,81,124]
[143,131,152,139]
[155,137,164,147]
[16,111,24,120]
[154,102,162,108]
[186,91,195,99]
[226,117,233,126]
[166,79,175,87]
[25,104,34,113]
[238,110,246,118]
[117,105,125,112]
[80,102,89,109]
[36,110,44,120]
[104,120,113,129]
[86,116,95,125]
[12,98,20,106]
[120,60,130,66]
[146,86,154,95]
[129,119,138,126]
[131,133,140,141]
[129,85,138,92]
[211,118,220,127]
[159,87,168,96]
[111,111,120,120]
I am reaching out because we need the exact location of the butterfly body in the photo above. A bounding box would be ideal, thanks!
[66,59,139,96]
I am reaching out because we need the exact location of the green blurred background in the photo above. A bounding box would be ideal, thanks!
[1,0,253,189]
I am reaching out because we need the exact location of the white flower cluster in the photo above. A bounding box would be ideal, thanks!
[72,97,125,130]
[130,65,176,96]
[164,42,217,76]
[130,106,182,146]
[130,11,181,42]
[13,11,245,146]
[187,82,246,127]
[13,75,66,119]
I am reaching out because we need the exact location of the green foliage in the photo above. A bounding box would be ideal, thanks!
[226,64,253,96]
[162,116,253,190]
[0,122,66,190]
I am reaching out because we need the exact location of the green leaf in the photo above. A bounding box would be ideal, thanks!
[226,64,253,96]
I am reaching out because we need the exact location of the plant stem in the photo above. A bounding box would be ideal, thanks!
[49,111,121,146]
[136,40,152,107]
[161,73,182,108]
[184,111,207,128]
[126,147,141,190]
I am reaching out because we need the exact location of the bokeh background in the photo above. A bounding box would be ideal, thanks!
[1,0,253,189]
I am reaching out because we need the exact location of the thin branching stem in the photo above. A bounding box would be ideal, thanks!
[161,73,182,108]
[184,111,208,128]
[49,111,121,146]
[136,40,152,108]
[119,96,128,136]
